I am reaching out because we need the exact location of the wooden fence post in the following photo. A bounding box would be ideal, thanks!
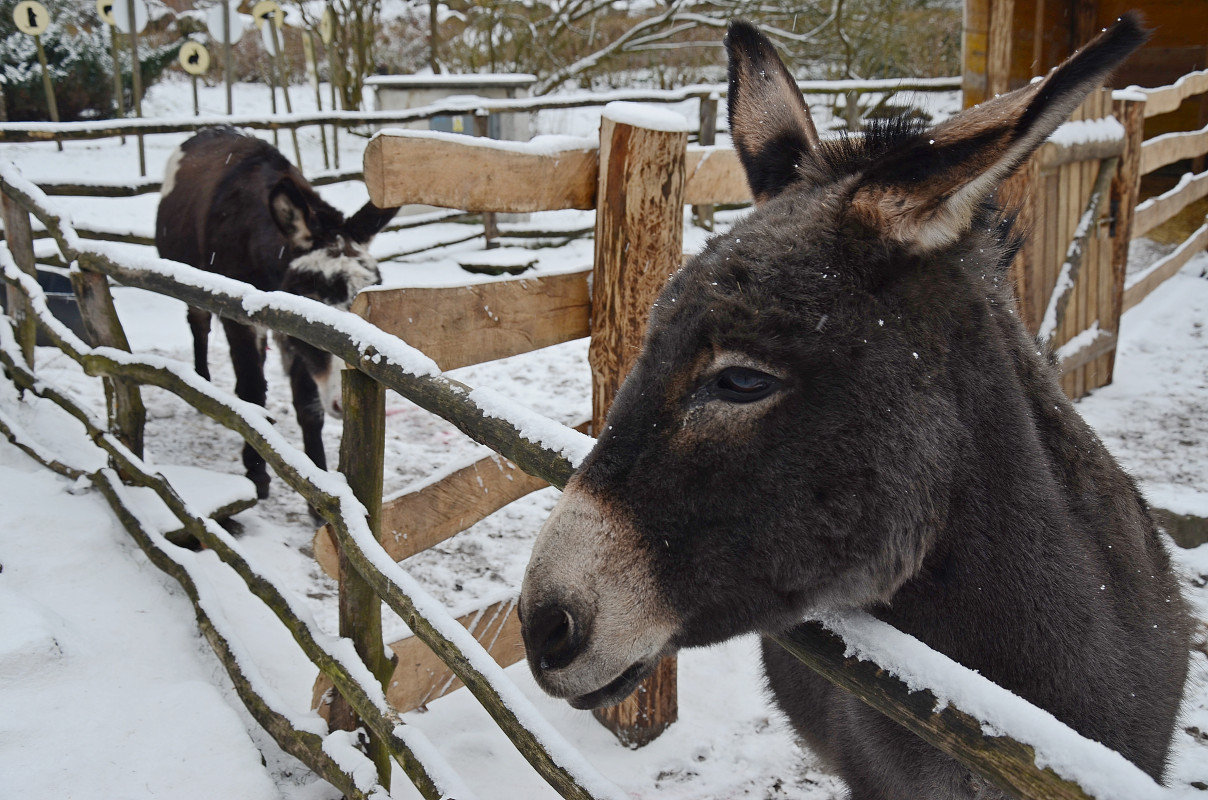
[588,104,687,747]
[1106,94,1146,383]
[692,95,718,231]
[331,366,394,790]
[1,190,37,366]
[69,267,146,459]
[473,111,499,248]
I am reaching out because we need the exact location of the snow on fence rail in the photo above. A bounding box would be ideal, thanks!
[0,77,961,145]
[0,119,1191,799]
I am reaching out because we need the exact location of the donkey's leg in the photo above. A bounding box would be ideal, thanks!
[187,306,212,380]
[222,318,271,498]
[286,354,327,472]
[286,352,327,520]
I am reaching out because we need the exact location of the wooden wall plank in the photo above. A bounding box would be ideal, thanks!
[351,269,590,372]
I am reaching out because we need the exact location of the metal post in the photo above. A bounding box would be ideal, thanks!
[125,0,145,176]
[109,23,125,141]
[268,22,303,170]
[222,1,233,115]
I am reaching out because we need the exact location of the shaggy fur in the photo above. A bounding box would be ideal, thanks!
[155,127,397,498]
[521,14,1189,798]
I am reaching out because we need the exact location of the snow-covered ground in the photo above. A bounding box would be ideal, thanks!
[1,77,1205,799]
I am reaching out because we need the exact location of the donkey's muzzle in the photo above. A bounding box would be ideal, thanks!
[519,480,679,706]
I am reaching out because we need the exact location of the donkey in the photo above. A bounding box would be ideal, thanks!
[156,127,399,499]
[521,14,1190,796]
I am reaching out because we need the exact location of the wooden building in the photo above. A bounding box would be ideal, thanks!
[963,0,1207,136]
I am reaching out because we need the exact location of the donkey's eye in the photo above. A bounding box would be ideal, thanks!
[713,367,780,403]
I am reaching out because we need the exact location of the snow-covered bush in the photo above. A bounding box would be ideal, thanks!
[1,0,182,121]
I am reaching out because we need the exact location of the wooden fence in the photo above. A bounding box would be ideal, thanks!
[1,69,1204,800]
[5,78,958,261]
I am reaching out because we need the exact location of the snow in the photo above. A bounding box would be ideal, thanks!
[0,432,282,800]
[371,127,596,157]
[1047,116,1124,147]
[815,611,1172,800]
[602,101,692,133]
[1,76,1206,800]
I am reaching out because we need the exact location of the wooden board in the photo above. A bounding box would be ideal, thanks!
[684,145,751,206]
[314,421,590,580]
[1123,216,1208,312]
[364,133,598,211]
[1142,68,1208,119]
[1133,170,1208,238]
[1140,124,1208,176]
[351,269,590,371]
[313,596,525,716]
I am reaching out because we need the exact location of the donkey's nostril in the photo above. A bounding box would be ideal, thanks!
[530,605,582,672]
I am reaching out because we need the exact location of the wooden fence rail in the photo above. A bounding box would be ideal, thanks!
[0,76,961,144]
[0,168,1181,800]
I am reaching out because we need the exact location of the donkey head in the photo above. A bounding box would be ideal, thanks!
[271,181,397,417]
[520,16,1145,709]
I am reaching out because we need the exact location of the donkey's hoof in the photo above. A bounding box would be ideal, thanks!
[250,474,271,499]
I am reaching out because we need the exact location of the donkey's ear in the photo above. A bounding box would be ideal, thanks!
[269,179,316,251]
[850,13,1147,252]
[344,200,400,244]
[725,21,820,205]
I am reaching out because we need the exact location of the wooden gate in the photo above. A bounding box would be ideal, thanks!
[1000,87,1141,399]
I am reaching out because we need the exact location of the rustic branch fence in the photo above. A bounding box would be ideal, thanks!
[0,67,1204,800]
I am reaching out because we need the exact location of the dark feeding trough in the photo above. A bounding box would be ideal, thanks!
[1,268,93,347]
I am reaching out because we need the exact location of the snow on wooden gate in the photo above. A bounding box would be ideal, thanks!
[3,68,1206,797]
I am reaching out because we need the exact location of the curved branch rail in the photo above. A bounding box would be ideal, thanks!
[0,284,463,800]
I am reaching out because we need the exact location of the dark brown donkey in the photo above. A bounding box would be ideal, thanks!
[521,14,1189,796]
[156,127,398,498]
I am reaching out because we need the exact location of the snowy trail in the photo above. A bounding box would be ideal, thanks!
[0,435,285,800]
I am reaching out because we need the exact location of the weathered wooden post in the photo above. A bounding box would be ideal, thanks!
[121,0,146,176]
[473,110,499,248]
[588,102,687,747]
[69,262,146,459]
[692,94,718,231]
[1,190,38,365]
[1106,92,1146,383]
[331,366,393,788]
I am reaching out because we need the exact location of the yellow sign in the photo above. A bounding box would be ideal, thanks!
[95,0,116,26]
[13,0,50,36]
[251,0,283,30]
[318,6,334,45]
[180,41,210,75]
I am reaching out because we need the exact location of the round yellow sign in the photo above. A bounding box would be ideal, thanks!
[14,0,50,36]
[318,6,334,45]
[251,0,283,30]
[180,41,210,75]
[95,0,116,26]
